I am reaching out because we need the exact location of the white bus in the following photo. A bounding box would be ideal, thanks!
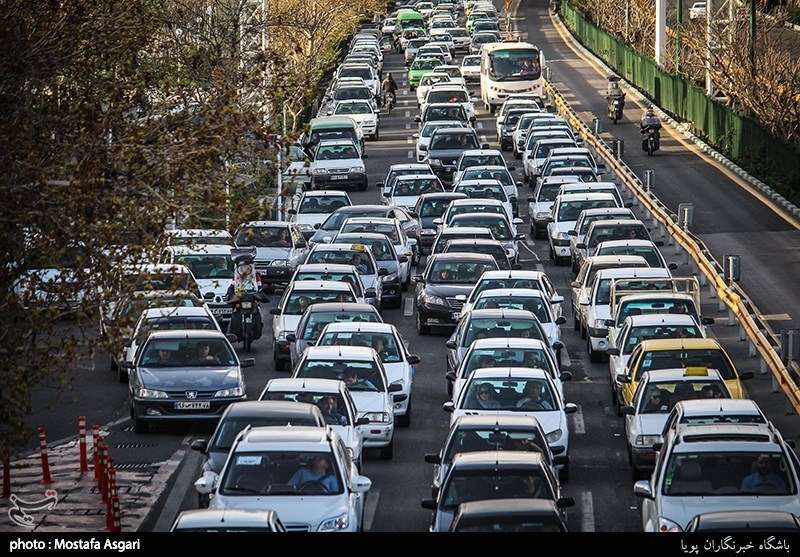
[480,41,546,113]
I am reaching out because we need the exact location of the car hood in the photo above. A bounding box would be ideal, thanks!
[313,159,362,170]
[390,195,420,211]
[427,148,470,161]
[253,247,292,261]
[420,216,439,230]
[331,425,361,456]
[347,113,377,125]
[212,495,352,527]
[350,391,388,414]
[138,366,241,391]
[635,413,670,436]
[196,278,230,301]
[296,214,329,227]
[424,283,475,297]
[376,260,400,274]
[382,361,408,385]
[309,229,338,244]
[276,315,302,335]
[661,496,800,532]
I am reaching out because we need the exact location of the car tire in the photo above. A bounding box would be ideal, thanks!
[611,384,618,405]
[374,129,380,141]
[588,339,603,363]
[359,179,368,192]
[118,367,128,384]
[416,310,431,335]
[559,463,570,482]
[397,400,411,427]
[580,324,587,340]
[110,357,118,371]
[446,380,453,397]
[274,352,287,371]
[379,438,394,460]
[573,313,580,331]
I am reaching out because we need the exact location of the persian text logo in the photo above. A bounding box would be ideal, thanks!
[8,490,58,528]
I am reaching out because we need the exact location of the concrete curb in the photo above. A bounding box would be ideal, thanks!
[550,6,800,223]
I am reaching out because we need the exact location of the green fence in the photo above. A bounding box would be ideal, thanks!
[559,0,800,198]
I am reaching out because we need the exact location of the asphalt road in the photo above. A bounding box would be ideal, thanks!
[19,0,800,533]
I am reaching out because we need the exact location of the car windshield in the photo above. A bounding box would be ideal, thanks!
[302,312,380,340]
[284,290,357,314]
[441,467,554,509]
[131,272,196,292]
[136,316,218,341]
[315,129,357,143]
[557,199,617,222]
[295,359,385,392]
[262,391,351,426]
[444,428,549,465]
[219,451,344,496]
[623,324,702,353]
[449,204,506,219]
[462,348,552,378]
[454,183,507,201]
[321,209,384,231]
[235,227,293,248]
[318,331,403,364]
[392,178,443,196]
[422,122,462,138]
[462,378,555,412]
[431,133,478,150]
[419,198,451,218]
[305,249,376,274]
[340,222,399,242]
[552,168,597,182]
[427,90,469,104]
[428,261,496,284]
[316,144,359,160]
[412,58,440,70]
[333,87,371,101]
[578,213,627,235]
[435,67,462,78]
[211,414,322,451]
[662,452,793,496]
[637,349,735,380]
[299,196,349,214]
[174,255,233,279]
[294,272,362,296]
[588,225,649,246]
[451,217,511,240]
[444,243,507,266]
[637,379,730,414]
[462,57,480,67]
[536,183,564,203]
[487,48,541,80]
[543,158,592,174]
[461,155,505,169]
[465,318,545,345]
[139,338,236,367]
[338,67,373,80]
[168,235,231,247]
[334,102,373,116]
[475,296,549,322]
[472,34,498,44]
[535,141,574,159]
[461,169,512,186]
[456,519,563,533]
[426,106,466,121]
[595,245,663,267]
[408,39,428,49]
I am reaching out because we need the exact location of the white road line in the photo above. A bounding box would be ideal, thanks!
[407,150,414,159]
[580,491,595,532]
[480,136,488,144]
[571,403,585,434]
[476,121,484,129]
[405,123,411,129]
[407,136,413,144]
[363,488,380,531]
[533,263,543,271]
[404,110,410,118]
[404,297,414,316]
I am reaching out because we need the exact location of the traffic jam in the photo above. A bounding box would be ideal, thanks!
[116,0,800,533]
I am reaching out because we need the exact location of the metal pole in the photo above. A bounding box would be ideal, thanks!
[676,0,683,73]
[655,0,667,66]
[706,0,714,95]
[750,0,756,73]
[625,0,631,43]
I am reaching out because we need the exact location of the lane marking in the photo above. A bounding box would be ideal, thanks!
[571,403,585,434]
[580,491,595,532]
[407,136,413,144]
[407,150,414,159]
[761,313,792,320]
[476,121,484,129]
[404,110,410,118]
[405,123,411,129]
[404,297,414,316]
[363,488,380,531]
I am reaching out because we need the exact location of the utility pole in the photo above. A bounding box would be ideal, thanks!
[676,0,683,73]
[655,0,666,66]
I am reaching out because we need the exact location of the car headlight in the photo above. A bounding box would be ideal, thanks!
[421,229,436,235]
[365,412,390,423]
[277,330,288,340]
[313,168,329,174]
[423,294,446,306]
[635,435,661,447]
[535,211,551,220]
[546,428,563,444]
[214,386,244,398]
[384,273,398,282]
[299,224,315,231]
[658,517,683,533]
[593,319,607,329]
[138,388,168,399]
[318,513,350,532]
[350,166,365,173]
[559,232,571,240]
[429,159,442,166]
[270,259,291,266]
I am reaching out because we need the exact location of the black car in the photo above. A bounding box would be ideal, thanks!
[424,128,486,183]
[442,238,516,271]
[413,192,469,251]
[125,330,253,433]
[498,108,531,151]
[309,204,420,250]
[414,252,498,335]
[449,499,569,532]
[335,232,409,306]
[190,400,325,504]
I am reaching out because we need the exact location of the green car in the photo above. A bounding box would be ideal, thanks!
[408,57,445,91]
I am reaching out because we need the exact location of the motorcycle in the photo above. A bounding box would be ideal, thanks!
[606,94,625,124]
[228,290,267,353]
[642,127,661,156]
[385,91,396,114]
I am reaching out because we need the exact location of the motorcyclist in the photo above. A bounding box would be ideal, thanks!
[640,105,662,150]
[381,73,398,107]
[225,253,264,342]
[605,76,625,118]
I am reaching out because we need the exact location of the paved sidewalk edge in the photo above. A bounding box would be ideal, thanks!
[136,437,196,533]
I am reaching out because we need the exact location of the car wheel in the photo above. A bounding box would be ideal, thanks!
[379,438,394,460]
[559,463,570,482]
[580,324,587,340]
[117,367,128,384]
[611,384,618,405]
[359,179,368,192]
[588,339,602,363]
[132,414,149,434]
[374,129,380,141]
[548,245,555,260]
[273,351,287,371]
[446,380,453,397]
[416,310,431,335]
[571,258,578,275]
[573,313,580,331]
[397,400,411,427]
[110,357,118,371]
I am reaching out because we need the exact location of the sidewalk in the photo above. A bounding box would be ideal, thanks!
[0,434,188,533]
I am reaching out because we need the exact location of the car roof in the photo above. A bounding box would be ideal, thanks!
[623,314,701,327]
[635,338,722,351]
[460,165,510,172]
[454,498,560,519]
[461,149,503,156]
[419,192,469,201]
[477,288,547,298]
[587,219,646,229]
[556,192,616,202]
[450,199,505,207]
[236,425,333,449]
[265,378,345,393]
[303,345,377,361]
[674,398,764,416]
[309,116,358,128]
[165,228,231,238]
[445,238,504,247]
[311,244,377,256]
[467,309,538,320]
[479,270,546,279]
[224,400,322,419]
[336,232,394,242]
[641,367,726,383]
[320,322,397,335]
[296,263,358,273]
[470,337,550,350]
[304,302,378,313]
[394,174,440,182]
[431,127,475,135]
[302,190,350,197]
[316,139,359,147]
[123,263,193,273]
[140,307,214,319]
[167,245,232,256]
[595,267,671,279]
[145,329,229,340]
[595,239,660,249]
[429,252,497,263]
[343,216,397,224]
[451,450,546,469]
[288,280,354,292]
[672,424,781,453]
[238,220,289,228]
[450,213,508,221]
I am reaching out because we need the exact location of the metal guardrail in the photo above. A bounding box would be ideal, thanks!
[544,78,800,413]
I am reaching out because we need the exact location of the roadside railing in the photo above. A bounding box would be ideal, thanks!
[544,78,800,414]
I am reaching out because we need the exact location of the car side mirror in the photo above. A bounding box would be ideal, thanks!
[421,499,437,510]
[362,153,369,159]
[511,263,522,270]
[388,383,403,393]
[551,294,564,304]
[445,371,457,382]
[564,402,578,414]
[269,307,282,315]
[481,143,489,149]
[557,497,576,509]
[398,255,409,264]
[241,358,255,368]
[559,371,573,382]
[365,287,378,298]
[604,319,614,327]
[620,405,635,415]
[570,281,581,289]
[668,262,678,270]
[579,297,590,306]
[190,439,208,453]
[432,218,442,225]
[414,115,421,122]
[288,209,297,215]
[285,333,297,343]
[701,317,715,325]
[739,371,755,381]
[514,233,525,241]
[355,417,370,426]
[513,218,524,225]
[194,472,219,495]
[378,268,389,276]
[616,373,631,384]
[507,165,516,171]
[376,182,384,188]
[555,316,567,326]
[654,240,664,247]
[633,480,654,500]
[607,347,620,356]
[313,223,321,229]
[424,453,441,464]
[445,339,457,349]
[120,361,134,370]
[516,181,523,187]
[442,401,455,413]
[412,275,424,283]
[567,229,577,236]
[653,442,663,452]
[576,243,586,250]
[412,133,419,139]
[553,455,570,466]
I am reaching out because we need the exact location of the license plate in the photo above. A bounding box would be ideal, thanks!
[211,307,233,315]
[330,175,348,181]
[175,401,210,410]
[451,312,461,320]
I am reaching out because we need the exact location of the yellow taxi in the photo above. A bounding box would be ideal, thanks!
[613,338,754,412]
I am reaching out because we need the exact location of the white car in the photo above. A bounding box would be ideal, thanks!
[447,337,569,404]
[443,367,577,480]
[471,289,567,348]
[495,99,545,146]
[547,192,619,266]
[689,1,706,19]
[594,239,675,271]
[330,100,380,141]
[289,263,371,305]
[270,280,358,371]
[335,64,380,98]
[459,55,481,82]
[416,72,453,108]
[381,17,397,36]
[453,165,520,213]
[292,346,400,459]
[384,174,444,212]
[451,180,515,224]
[425,42,454,64]
[579,267,672,363]
[525,137,580,186]
[512,113,560,158]
[448,27,471,51]
[303,243,386,309]
[197,426,371,532]
[316,322,420,427]
[290,190,352,239]
[282,145,313,189]
[439,198,512,229]
[432,65,466,88]
[429,35,456,58]
[309,139,368,192]
[660,398,769,440]
[164,228,233,247]
[421,85,475,122]
[414,120,467,163]
[259,377,367,470]
[337,217,416,285]
[461,269,563,317]
[568,207,636,274]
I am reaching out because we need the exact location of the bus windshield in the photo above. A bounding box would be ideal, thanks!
[488,48,541,81]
